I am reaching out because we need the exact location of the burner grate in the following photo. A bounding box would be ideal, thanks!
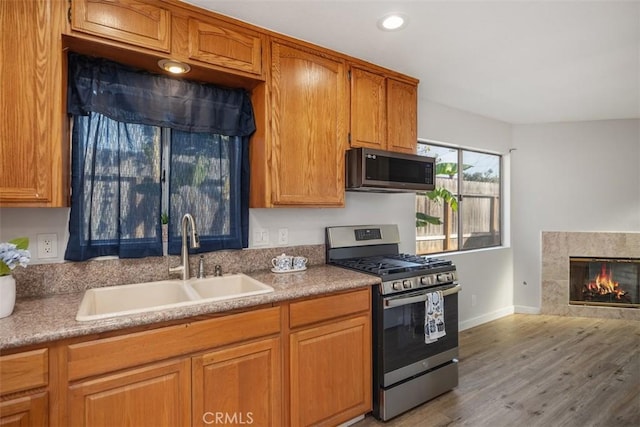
[332,254,451,276]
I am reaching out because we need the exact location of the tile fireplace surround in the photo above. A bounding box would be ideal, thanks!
[541,231,640,320]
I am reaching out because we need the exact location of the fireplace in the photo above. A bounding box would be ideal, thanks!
[569,257,640,308]
[541,232,640,320]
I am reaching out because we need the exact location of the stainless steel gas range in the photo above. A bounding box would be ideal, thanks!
[326,224,461,421]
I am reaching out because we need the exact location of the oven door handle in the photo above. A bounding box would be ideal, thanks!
[383,284,461,309]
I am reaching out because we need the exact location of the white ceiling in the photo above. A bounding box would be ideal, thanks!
[186,0,640,124]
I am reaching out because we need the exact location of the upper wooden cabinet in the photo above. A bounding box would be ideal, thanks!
[349,66,418,154]
[387,77,418,153]
[184,17,263,76]
[67,0,266,81]
[70,0,171,52]
[349,67,387,150]
[0,0,68,207]
[253,40,348,207]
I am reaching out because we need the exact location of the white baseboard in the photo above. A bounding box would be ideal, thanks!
[459,306,514,331]
[514,305,541,314]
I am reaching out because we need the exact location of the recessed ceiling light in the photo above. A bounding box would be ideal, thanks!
[377,13,408,31]
[157,59,191,74]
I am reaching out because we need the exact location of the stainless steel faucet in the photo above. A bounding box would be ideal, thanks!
[169,213,200,280]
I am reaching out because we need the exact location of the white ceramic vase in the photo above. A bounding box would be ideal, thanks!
[0,275,16,318]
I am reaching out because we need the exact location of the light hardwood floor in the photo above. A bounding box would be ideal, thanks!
[354,314,640,427]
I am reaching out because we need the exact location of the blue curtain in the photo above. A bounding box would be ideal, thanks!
[168,132,248,253]
[65,113,163,260]
[65,54,253,261]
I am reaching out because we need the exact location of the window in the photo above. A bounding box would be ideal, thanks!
[64,54,254,261]
[416,141,501,255]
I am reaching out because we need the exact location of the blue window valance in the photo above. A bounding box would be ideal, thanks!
[67,53,255,135]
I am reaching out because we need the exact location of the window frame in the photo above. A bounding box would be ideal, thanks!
[416,139,503,255]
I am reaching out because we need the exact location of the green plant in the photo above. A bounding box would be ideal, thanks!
[416,188,458,226]
[161,213,169,225]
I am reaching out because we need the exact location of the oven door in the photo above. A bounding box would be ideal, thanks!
[380,283,460,387]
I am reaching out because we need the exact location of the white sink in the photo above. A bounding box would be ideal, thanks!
[189,275,274,301]
[76,274,274,321]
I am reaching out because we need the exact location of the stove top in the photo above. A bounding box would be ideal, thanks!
[331,254,452,277]
[326,224,458,294]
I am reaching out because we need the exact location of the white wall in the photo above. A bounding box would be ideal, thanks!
[419,99,515,328]
[511,119,640,311]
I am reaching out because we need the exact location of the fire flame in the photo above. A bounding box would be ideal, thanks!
[586,263,627,299]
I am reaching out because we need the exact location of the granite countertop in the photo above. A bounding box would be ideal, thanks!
[0,265,379,350]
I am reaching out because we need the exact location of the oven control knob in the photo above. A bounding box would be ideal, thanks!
[403,280,412,289]
[420,276,432,286]
[392,281,402,290]
[437,273,451,282]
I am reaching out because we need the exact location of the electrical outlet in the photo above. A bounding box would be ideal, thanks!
[277,228,289,245]
[37,233,58,259]
[252,229,269,246]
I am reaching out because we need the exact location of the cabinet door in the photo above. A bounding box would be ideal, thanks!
[187,17,263,75]
[192,338,281,427]
[350,67,386,150]
[270,41,348,207]
[68,359,190,427]
[0,0,67,206]
[71,0,171,52]
[386,78,418,154]
[290,315,372,427]
[0,392,48,427]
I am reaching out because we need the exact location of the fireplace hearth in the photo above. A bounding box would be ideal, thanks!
[569,258,639,308]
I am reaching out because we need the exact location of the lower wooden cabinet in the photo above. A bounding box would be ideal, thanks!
[0,393,48,427]
[1,289,373,427]
[288,288,372,427]
[0,348,49,427]
[68,358,191,427]
[289,315,372,427]
[192,337,281,427]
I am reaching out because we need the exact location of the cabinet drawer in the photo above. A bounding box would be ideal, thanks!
[67,306,280,381]
[187,17,263,75]
[0,349,48,395]
[289,288,370,329]
[71,0,171,52]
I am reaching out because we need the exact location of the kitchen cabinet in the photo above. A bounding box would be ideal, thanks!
[0,349,49,426]
[0,0,68,207]
[192,337,281,427]
[288,288,372,427]
[349,66,418,154]
[180,16,263,76]
[252,39,348,207]
[68,358,190,426]
[386,77,418,154]
[64,306,281,427]
[70,0,172,52]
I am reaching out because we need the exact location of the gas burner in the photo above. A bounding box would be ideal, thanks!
[332,254,452,277]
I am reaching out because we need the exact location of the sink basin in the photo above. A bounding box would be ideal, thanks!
[76,274,274,321]
[76,280,199,321]
[189,274,274,301]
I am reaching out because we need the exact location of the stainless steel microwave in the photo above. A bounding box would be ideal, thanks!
[345,147,436,192]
